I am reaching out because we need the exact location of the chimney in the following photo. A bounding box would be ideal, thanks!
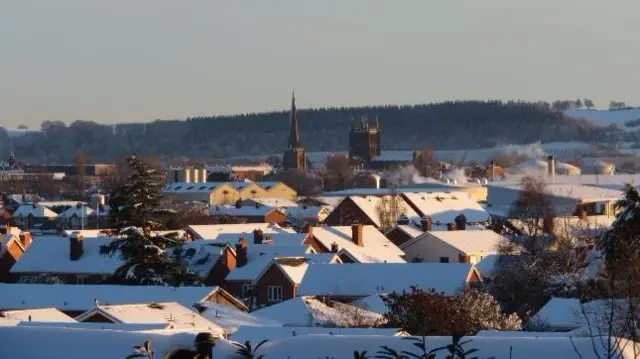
[69,232,84,261]
[192,168,200,183]
[0,223,9,235]
[19,232,32,247]
[490,161,496,182]
[458,254,471,263]
[352,224,364,247]
[235,238,248,267]
[421,216,433,232]
[331,242,339,253]
[454,214,467,230]
[447,223,456,231]
[235,199,242,209]
[253,229,264,244]
[547,155,555,182]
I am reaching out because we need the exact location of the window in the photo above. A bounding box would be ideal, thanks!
[439,257,450,263]
[267,285,283,302]
[242,283,254,298]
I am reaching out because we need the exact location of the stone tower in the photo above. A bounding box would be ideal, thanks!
[282,92,307,170]
[348,116,381,165]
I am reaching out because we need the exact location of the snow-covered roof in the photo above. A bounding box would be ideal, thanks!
[180,241,228,277]
[489,183,622,203]
[0,325,199,359]
[61,229,186,238]
[0,284,219,311]
[229,326,404,343]
[342,195,419,228]
[311,225,405,263]
[210,205,283,217]
[243,197,298,208]
[214,232,307,246]
[249,332,631,359]
[402,192,490,225]
[11,236,122,275]
[75,302,225,334]
[403,230,505,255]
[187,223,294,240]
[531,297,627,332]
[256,254,339,285]
[298,263,477,297]
[195,302,282,333]
[12,204,58,218]
[352,294,389,315]
[57,205,94,218]
[225,245,312,282]
[338,246,406,264]
[492,173,640,190]
[0,308,76,323]
[250,297,383,327]
[285,205,333,221]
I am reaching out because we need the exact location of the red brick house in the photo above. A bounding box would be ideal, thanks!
[223,238,311,303]
[253,253,340,307]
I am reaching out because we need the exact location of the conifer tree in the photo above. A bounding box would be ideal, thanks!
[100,154,200,286]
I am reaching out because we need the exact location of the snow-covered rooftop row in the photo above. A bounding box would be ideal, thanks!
[0,284,219,311]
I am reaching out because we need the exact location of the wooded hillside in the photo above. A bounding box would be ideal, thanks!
[1,100,603,163]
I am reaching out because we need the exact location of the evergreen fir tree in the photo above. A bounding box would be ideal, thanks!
[100,154,200,286]
[598,184,640,275]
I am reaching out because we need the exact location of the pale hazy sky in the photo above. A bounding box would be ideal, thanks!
[1,0,639,128]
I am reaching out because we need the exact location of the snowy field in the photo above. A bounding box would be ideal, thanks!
[565,108,640,132]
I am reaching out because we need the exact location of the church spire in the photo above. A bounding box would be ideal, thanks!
[288,91,300,149]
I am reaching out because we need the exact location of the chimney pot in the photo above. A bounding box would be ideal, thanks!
[421,216,433,232]
[352,224,364,247]
[70,232,84,261]
[331,242,339,253]
[454,213,467,231]
[253,229,264,244]
[447,223,456,231]
[235,237,248,267]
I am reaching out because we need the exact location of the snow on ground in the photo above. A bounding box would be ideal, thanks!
[565,108,640,132]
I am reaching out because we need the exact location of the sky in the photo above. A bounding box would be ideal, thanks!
[1,0,639,128]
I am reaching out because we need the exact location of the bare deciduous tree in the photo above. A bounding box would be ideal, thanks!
[375,192,407,232]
